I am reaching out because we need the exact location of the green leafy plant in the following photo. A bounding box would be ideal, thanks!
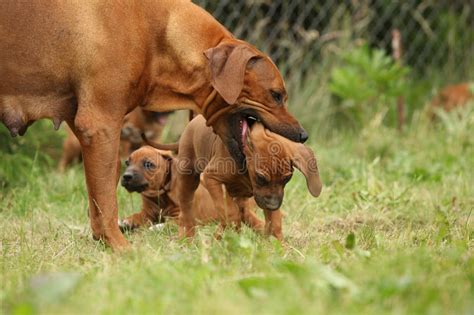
[329,44,410,129]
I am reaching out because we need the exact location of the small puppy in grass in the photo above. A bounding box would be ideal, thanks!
[119,146,265,234]
[146,115,322,240]
[59,108,171,171]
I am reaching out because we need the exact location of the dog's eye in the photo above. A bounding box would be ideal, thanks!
[256,174,269,186]
[143,160,155,170]
[124,160,130,167]
[270,91,283,104]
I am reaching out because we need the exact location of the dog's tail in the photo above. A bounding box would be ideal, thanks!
[141,133,179,153]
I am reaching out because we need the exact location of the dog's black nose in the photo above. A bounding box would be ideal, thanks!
[122,173,133,182]
[299,130,308,143]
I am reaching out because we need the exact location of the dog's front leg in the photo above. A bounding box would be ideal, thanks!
[72,100,129,251]
[263,209,283,241]
[119,195,161,231]
[176,172,200,238]
[236,198,264,234]
[202,174,241,231]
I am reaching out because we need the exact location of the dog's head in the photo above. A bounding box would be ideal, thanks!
[243,123,322,211]
[204,40,307,165]
[121,146,173,196]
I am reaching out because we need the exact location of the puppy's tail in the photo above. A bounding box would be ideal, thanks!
[141,133,179,153]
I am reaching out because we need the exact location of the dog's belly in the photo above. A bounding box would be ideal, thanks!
[0,2,91,136]
[0,94,77,136]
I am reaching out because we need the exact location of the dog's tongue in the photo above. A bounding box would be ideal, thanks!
[241,119,249,147]
[157,116,168,125]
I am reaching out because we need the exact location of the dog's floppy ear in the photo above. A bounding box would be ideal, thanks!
[158,150,174,161]
[291,144,322,197]
[204,43,258,104]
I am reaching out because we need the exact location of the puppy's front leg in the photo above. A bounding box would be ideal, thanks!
[176,172,200,238]
[119,195,162,231]
[236,198,264,234]
[263,209,283,241]
[202,174,241,231]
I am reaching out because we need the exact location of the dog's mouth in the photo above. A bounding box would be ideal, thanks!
[121,180,149,193]
[227,110,260,165]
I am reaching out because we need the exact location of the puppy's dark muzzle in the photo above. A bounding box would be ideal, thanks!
[255,195,282,211]
[121,170,148,192]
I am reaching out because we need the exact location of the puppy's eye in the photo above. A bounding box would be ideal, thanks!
[125,160,130,167]
[256,174,269,186]
[270,91,283,104]
[143,160,155,170]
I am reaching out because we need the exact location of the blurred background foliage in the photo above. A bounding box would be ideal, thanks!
[196,0,473,132]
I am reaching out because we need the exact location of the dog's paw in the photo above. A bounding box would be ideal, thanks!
[149,223,166,232]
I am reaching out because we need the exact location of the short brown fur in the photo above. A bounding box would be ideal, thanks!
[119,146,266,235]
[59,108,170,171]
[431,83,473,113]
[0,0,306,250]
[148,116,322,240]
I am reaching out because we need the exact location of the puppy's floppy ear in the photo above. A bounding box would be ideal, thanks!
[290,144,322,197]
[204,43,258,104]
[157,150,174,161]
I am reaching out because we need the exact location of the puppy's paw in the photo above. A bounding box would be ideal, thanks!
[118,219,133,232]
[149,223,166,232]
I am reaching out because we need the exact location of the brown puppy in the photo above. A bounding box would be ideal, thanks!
[58,108,170,171]
[431,83,473,114]
[0,1,307,250]
[119,146,265,234]
[148,115,322,239]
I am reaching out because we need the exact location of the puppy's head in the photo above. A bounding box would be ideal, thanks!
[121,146,173,195]
[244,123,322,211]
[204,40,307,166]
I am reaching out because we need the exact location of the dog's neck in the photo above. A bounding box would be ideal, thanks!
[142,157,179,218]
[140,2,233,116]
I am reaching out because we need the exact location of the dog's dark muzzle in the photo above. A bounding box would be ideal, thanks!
[121,169,148,192]
[238,101,308,143]
[255,195,283,211]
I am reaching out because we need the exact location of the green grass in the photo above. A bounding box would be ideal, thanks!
[1,107,473,315]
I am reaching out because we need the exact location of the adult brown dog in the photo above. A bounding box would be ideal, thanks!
[0,0,307,250]
[58,108,170,171]
[119,146,265,236]
[147,116,322,239]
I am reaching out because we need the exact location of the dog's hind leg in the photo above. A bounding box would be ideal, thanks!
[58,129,82,172]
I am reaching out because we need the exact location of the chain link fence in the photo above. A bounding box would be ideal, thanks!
[195,0,473,83]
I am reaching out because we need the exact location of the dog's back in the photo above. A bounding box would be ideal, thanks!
[178,115,224,165]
